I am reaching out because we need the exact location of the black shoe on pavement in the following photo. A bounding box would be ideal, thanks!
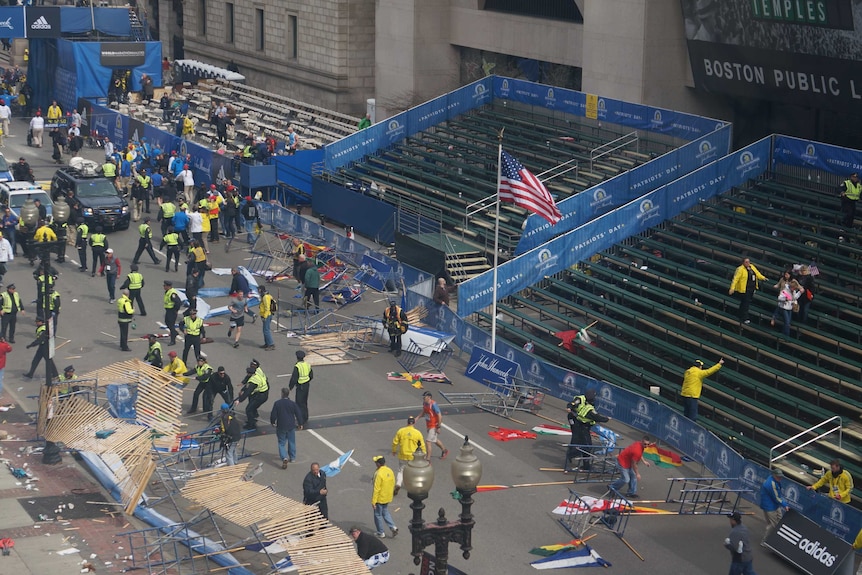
[23,372,33,378]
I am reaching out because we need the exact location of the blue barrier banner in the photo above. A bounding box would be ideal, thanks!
[460,137,771,317]
[90,104,128,145]
[515,124,733,254]
[323,78,492,171]
[720,136,771,190]
[106,384,137,420]
[464,347,518,387]
[773,135,862,176]
[0,7,25,38]
[410,94,451,136]
[493,76,726,140]
[459,187,664,317]
[274,149,323,195]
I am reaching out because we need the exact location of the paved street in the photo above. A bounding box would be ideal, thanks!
[0,115,794,574]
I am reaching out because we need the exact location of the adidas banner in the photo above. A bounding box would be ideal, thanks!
[26,7,60,38]
[764,509,853,575]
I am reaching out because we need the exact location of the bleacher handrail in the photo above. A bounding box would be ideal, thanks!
[769,416,843,469]
[590,131,638,173]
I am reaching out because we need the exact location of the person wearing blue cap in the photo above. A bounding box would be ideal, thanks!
[218,403,241,465]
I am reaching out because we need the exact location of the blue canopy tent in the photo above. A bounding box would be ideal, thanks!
[23,7,160,113]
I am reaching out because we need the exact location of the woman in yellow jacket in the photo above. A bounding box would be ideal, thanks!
[728,257,767,324]
[807,459,854,503]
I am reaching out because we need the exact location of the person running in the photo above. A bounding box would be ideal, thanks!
[416,391,448,460]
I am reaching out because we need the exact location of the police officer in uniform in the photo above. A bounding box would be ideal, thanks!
[121,263,147,316]
[0,284,23,342]
[566,388,610,472]
[132,217,160,265]
[117,289,134,351]
[234,358,269,430]
[159,196,177,236]
[288,349,313,428]
[24,316,58,379]
[89,226,108,276]
[839,171,861,229]
[75,218,89,272]
[180,307,203,364]
[160,226,181,272]
[50,217,67,262]
[184,356,214,415]
[144,333,163,368]
[163,280,182,346]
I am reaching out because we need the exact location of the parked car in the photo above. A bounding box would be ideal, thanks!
[0,152,14,182]
[0,181,54,220]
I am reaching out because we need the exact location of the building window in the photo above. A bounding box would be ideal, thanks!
[199,0,207,35]
[226,2,234,43]
[483,0,582,22]
[255,8,265,51]
[288,15,297,58]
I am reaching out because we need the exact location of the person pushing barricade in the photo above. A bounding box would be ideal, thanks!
[565,388,610,473]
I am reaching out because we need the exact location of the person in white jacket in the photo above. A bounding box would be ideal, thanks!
[770,279,801,337]
[178,164,195,197]
[0,231,12,285]
[29,112,45,147]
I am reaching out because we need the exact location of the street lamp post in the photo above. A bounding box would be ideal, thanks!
[20,197,70,465]
[404,437,482,575]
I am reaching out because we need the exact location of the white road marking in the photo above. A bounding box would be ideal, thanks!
[100,331,117,339]
[69,259,79,266]
[441,423,495,456]
[307,429,361,467]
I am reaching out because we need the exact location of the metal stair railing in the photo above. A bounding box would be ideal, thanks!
[769,416,843,469]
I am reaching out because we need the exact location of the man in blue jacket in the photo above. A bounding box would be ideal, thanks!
[759,468,788,545]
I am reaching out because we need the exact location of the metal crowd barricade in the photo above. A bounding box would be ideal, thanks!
[559,487,634,539]
[665,477,751,515]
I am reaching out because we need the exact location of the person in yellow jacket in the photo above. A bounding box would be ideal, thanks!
[807,459,854,504]
[728,257,767,324]
[391,416,426,494]
[35,221,58,242]
[258,285,276,350]
[680,358,724,422]
[182,115,195,140]
[163,350,189,384]
[371,455,398,537]
[46,100,62,122]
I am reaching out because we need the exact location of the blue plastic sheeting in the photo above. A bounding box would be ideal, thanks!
[274,149,324,194]
[60,40,162,97]
[409,290,862,543]
[773,135,862,176]
[311,178,397,245]
[457,137,771,318]
[78,452,257,575]
[105,384,137,420]
[516,123,733,254]
[323,77,493,170]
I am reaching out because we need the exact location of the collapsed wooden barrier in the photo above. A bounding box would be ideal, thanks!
[41,359,186,514]
[181,465,371,575]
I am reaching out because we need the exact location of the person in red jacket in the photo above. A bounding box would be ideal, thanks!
[608,435,653,499]
[0,335,11,398]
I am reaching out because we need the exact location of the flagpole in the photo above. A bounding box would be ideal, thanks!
[491,128,504,354]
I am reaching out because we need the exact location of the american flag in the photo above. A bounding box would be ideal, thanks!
[499,150,561,225]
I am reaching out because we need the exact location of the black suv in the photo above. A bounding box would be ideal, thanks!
[50,166,130,231]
